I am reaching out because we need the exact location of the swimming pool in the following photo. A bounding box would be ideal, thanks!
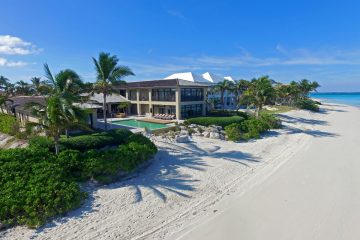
[111,119,169,130]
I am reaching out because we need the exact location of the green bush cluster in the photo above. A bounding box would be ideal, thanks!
[0,113,19,135]
[295,99,320,112]
[185,116,245,128]
[207,110,249,119]
[1,131,157,228]
[0,148,85,228]
[29,129,133,152]
[225,114,281,141]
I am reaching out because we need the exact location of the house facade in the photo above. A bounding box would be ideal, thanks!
[164,72,237,110]
[117,79,208,119]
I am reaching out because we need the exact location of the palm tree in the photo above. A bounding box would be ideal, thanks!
[213,79,234,111]
[27,64,88,154]
[30,77,42,95]
[244,76,275,118]
[0,76,9,90]
[232,79,250,109]
[15,80,32,95]
[92,52,134,130]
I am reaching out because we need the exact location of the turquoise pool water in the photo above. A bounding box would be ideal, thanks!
[311,92,360,107]
[112,119,168,130]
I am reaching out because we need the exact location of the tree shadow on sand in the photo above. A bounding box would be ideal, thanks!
[279,114,329,125]
[28,140,258,236]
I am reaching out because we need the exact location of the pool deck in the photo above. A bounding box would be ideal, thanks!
[96,116,176,132]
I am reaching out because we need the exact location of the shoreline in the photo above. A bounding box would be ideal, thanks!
[1,102,355,240]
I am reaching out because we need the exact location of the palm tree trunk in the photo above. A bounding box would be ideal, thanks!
[103,93,107,130]
[255,103,262,119]
[54,136,59,155]
[221,90,225,111]
[65,129,69,138]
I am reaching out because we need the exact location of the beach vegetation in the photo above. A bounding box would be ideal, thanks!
[225,113,281,141]
[185,115,245,128]
[0,131,157,228]
[212,80,234,110]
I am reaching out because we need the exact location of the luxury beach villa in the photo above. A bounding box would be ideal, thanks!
[1,72,235,131]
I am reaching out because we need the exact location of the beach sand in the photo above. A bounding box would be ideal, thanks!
[175,103,360,240]
[1,103,356,240]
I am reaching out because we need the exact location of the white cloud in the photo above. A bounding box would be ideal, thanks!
[0,35,41,55]
[170,46,360,69]
[166,9,186,20]
[0,57,28,67]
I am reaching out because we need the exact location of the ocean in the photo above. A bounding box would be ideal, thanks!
[310,92,360,107]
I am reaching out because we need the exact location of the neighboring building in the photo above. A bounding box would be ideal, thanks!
[117,79,208,119]
[1,96,101,128]
[164,72,237,109]
[88,93,130,119]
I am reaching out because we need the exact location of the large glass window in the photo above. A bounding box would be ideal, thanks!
[152,88,176,101]
[181,104,203,118]
[181,88,204,101]
[129,90,137,100]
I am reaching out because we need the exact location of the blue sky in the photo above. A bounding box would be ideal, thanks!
[1,0,360,91]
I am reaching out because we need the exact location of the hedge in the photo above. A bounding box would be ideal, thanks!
[29,129,133,152]
[184,116,245,128]
[0,113,18,135]
[207,110,249,119]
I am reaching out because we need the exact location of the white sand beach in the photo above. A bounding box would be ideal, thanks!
[1,103,358,240]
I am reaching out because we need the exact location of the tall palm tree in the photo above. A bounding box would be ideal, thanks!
[30,77,43,95]
[0,76,9,90]
[15,80,32,95]
[27,64,88,154]
[92,52,134,130]
[213,79,233,110]
[232,79,250,109]
[244,76,275,119]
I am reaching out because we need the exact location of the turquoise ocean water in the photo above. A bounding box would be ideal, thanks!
[310,92,360,107]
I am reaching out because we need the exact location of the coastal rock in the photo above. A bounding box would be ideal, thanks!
[179,130,189,136]
[202,131,210,138]
[175,135,191,143]
[189,124,198,128]
[209,132,220,139]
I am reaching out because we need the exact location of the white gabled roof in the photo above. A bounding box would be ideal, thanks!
[164,72,209,83]
[224,76,234,82]
[164,71,235,84]
[202,72,225,83]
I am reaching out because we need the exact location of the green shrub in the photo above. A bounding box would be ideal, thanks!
[60,134,115,151]
[28,136,55,151]
[207,110,249,119]
[224,114,281,141]
[224,123,243,141]
[29,129,134,152]
[241,119,268,139]
[0,113,19,135]
[185,116,245,128]
[295,99,320,112]
[125,133,157,154]
[259,113,282,129]
[0,148,85,228]
[1,130,157,228]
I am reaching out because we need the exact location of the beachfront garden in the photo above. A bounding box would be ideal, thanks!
[0,128,157,228]
[0,53,159,229]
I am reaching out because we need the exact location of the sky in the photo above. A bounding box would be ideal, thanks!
[1,0,360,92]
